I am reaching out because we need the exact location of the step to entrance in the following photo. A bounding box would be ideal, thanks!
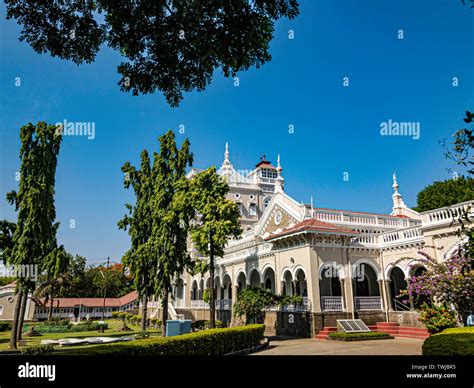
[315,322,430,340]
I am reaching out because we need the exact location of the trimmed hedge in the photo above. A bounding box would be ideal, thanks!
[422,327,474,356]
[0,322,12,332]
[329,332,391,339]
[60,324,265,355]
[24,322,109,334]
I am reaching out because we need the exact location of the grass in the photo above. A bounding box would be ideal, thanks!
[0,319,162,352]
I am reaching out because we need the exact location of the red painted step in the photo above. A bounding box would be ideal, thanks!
[315,322,430,340]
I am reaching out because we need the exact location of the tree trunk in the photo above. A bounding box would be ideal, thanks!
[161,287,169,337]
[17,289,28,341]
[48,295,54,321]
[209,229,216,329]
[141,293,148,335]
[9,286,23,350]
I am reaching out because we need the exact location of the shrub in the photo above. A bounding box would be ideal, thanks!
[21,345,54,355]
[423,327,474,355]
[25,321,108,334]
[61,324,265,356]
[192,320,223,330]
[418,303,458,334]
[329,332,391,339]
[0,322,12,332]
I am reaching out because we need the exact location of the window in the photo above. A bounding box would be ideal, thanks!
[234,193,241,199]
[260,169,277,179]
[249,203,257,216]
[0,305,3,316]
[264,197,271,208]
[237,203,243,214]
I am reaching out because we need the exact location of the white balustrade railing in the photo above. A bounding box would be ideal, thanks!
[281,297,310,312]
[378,226,422,246]
[190,300,209,309]
[321,296,344,311]
[190,299,232,310]
[354,296,382,311]
[421,201,473,226]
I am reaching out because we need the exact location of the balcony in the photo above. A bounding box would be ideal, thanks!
[190,299,232,310]
[354,296,382,311]
[321,296,344,311]
[421,200,473,227]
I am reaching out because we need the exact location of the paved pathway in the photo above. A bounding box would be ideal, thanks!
[253,337,423,355]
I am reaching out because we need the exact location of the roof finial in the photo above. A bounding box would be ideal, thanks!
[310,195,314,217]
[274,153,284,193]
[392,170,399,193]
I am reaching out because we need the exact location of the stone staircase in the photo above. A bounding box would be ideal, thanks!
[315,322,429,340]
[315,326,337,340]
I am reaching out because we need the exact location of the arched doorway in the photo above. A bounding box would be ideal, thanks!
[263,267,276,293]
[354,263,379,297]
[410,265,429,308]
[191,280,198,301]
[249,269,261,288]
[174,278,185,308]
[389,267,407,310]
[282,270,293,296]
[236,272,246,291]
[294,269,307,297]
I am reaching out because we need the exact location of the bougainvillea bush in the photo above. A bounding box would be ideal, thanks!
[399,250,472,327]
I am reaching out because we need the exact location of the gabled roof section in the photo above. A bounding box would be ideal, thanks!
[265,218,359,241]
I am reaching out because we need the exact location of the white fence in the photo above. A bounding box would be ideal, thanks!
[354,296,382,311]
[321,296,344,311]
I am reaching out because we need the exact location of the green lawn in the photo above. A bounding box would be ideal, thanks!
[0,320,162,352]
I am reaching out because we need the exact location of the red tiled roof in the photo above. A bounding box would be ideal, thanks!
[40,291,138,308]
[265,218,359,241]
[307,206,415,219]
[255,160,275,168]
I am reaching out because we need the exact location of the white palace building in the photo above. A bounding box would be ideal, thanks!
[149,144,473,336]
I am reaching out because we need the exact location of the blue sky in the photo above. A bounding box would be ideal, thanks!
[0,0,473,263]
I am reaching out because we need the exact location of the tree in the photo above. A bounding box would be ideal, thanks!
[32,248,72,321]
[233,287,274,324]
[4,0,299,107]
[190,166,242,328]
[149,131,195,336]
[413,176,474,212]
[398,250,472,325]
[119,149,156,335]
[5,122,62,349]
[119,130,194,336]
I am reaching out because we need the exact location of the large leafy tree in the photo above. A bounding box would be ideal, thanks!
[119,130,194,335]
[6,122,62,349]
[190,166,242,328]
[4,0,299,107]
[119,149,156,334]
[413,176,474,212]
[150,131,194,336]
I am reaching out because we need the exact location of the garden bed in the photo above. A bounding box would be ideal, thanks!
[328,332,393,341]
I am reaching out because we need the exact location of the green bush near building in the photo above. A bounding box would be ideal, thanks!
[192,319,223,330]
[60,324,265,355]
[0,322,12,332]
[422,327,474,356]
[328,332,392,340]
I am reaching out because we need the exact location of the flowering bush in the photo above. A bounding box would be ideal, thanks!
[418,303,458,334]
[399,250,472,324]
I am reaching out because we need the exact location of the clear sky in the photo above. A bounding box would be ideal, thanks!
[0,0,473,264]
